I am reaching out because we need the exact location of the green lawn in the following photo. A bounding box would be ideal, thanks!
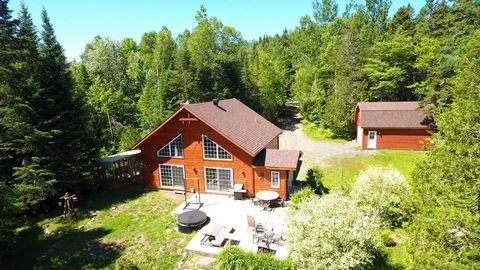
[5,183,193,270]
[321,150,427,192]
[300,121,348,143]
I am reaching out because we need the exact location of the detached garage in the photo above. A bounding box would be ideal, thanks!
[355,102,433,150]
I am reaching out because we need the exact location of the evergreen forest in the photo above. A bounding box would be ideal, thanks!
[0,0,479,268]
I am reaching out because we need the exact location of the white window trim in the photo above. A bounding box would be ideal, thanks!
[201,135,233,161]
[271,171,280,188]
[157,134,183,158]
[158,164,185,189]
[203,167,234,193]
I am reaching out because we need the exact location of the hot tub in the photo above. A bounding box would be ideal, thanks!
[177,210,208,234]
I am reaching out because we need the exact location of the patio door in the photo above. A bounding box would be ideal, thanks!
[204,167,233,192]
[367,131,377,149]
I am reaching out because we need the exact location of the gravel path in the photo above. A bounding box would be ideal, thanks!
[278,102,375,178]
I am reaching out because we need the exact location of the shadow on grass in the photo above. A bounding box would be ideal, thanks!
[367,250,405,270]
[3,183,149,269]
[81,182,145,212]
[5,225,122,269]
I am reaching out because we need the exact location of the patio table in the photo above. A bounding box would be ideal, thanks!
[256,191,279,211]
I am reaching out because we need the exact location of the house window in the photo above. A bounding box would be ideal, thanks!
[204,167,233,192]
[202,135,232,160]
[271,171,280,188]
[157,134,183,157]
[159,164,185,189]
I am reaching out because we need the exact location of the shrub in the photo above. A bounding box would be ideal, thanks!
[350,167,412,227]
[301,120,336,141]
[289,186,315,209]
[286,193,381,270]
[214,246,294,270]
[304,166,329,195]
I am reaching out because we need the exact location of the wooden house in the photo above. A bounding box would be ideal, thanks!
[132,98,300,199]
[355,101,433,150]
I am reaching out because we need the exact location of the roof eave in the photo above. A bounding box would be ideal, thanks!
[130,106,187,150]
[360,126,433,129]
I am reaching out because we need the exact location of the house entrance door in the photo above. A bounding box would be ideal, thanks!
[367,131,377,149]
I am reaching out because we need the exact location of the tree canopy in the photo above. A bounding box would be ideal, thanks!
[0,1,479,267]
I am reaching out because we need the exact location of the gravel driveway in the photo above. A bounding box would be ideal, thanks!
[278,102,374,178]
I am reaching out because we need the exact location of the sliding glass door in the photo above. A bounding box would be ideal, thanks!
[204,167,233,192]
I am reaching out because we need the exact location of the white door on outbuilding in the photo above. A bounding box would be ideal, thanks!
[367,131,377,149]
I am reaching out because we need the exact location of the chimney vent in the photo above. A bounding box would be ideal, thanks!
[212,99,219,106]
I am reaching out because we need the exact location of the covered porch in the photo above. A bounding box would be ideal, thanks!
[97,149,143,188]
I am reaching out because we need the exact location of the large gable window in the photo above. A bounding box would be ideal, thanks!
[157,134,183,158]
[159,164,185,189]
[202,135,232,160]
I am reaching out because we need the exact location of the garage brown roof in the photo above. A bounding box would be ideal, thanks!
[357,102,433,129]
[184,99,282,156]
[253,149,301,169]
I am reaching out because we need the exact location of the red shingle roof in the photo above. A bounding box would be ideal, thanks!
[253,149,300,169]
[357,101,433,129]
[184,99,282,156]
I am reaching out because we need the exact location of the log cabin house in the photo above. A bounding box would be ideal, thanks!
[131,98,301,199]
[355,101,433,150]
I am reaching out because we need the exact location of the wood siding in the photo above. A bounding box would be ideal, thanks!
[361,128,431,150]
[138,108,288,197]
[253,168,288,199]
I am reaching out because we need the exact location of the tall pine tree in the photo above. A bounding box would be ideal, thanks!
[13,9,98,209]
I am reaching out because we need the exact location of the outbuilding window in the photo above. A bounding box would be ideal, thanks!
[202,135,232,160]
[157,134,183,158]
[271,171,280,188]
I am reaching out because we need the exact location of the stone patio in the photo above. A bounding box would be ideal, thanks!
[172,193,290,259]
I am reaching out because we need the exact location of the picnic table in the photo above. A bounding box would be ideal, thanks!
[256,191,279,211]
[201,224,234,247]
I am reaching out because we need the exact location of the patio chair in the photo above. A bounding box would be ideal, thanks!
[250,197,261,206]
[247,215,265,243]
[247,215,265,232]
[270,233,285,245]
[272,198,285,208]
[248,191,260,206]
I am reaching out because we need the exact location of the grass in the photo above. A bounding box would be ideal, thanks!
[300,120,348,143]
[5,183,194,270]
[320,150,427,192]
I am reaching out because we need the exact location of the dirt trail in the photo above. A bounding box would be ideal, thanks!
[278,102,374,178]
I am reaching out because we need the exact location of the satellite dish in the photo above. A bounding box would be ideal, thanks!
[143,123,150,130]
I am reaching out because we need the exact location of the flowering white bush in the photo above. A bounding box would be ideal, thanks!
[285,193,381,270]
[351,167,411,227]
